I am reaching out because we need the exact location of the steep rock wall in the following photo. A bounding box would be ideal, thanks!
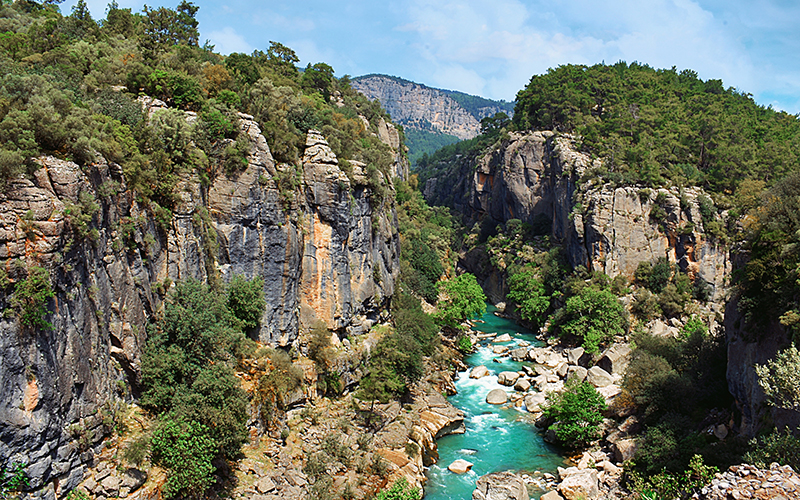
[0,112,402,498]
[425,131,728,298]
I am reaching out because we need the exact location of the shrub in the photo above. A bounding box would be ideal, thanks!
[743,428,800,470]
[456,335,473,352]
[151,417,216,499]
[375,478,421,500]
[755,344,800,410]
[631,289,661,321]
[123,435,150,466]
[542,379,606,448]
[9,266,54,330]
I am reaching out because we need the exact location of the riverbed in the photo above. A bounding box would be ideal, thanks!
[423,305,565,499]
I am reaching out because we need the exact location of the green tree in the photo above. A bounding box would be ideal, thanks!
[551,286,627,353]
[542,379,607,448]
[226,275,265,331]
[301,62,334,100]
[507,268,549,327]
[435,273,486,328]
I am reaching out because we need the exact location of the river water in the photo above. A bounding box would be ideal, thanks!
[423,305,565,499]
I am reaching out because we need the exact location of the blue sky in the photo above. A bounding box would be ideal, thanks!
[67,0,800,114]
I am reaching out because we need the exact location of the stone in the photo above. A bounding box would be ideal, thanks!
[541,491,564,500]
[100,474,121,496]
[448,459,474,474]
[494,333,513,343]
[472,471,529,500]
[493,345,509,355]
[256,476,277,493]
[120,469,147,491]
[566,366,588,382]
[558,469,599,500]
[556,362,569,378]
[486,389,509,405]
[586,366,614,388]
[470,365,490,379]
[714,424,729,440]
[498,371,520,386]
[510,348,529,361]
[612,438,638,463]
[597,344,632,375]
[566,347,586,365]
[524,393,546,413]
[514,379,531,392]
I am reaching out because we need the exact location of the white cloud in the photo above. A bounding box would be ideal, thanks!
[207,27,254,55]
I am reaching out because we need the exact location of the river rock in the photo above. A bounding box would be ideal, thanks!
[524,393,546,413]
[470,365,490,379]
[514,379,531,392]
[510,347,528,360]
[256,476,276,493]
[558,469,599,500]
[556,362,569,378]
[493,345,509,355]
[586,366,613,387]
[540,491,564,500]
[494,333,513,343]
[486,389,508,405]
[472,471,530,500]
[566,366,588,382]
[449,459,474,474]
[498,371,520,386]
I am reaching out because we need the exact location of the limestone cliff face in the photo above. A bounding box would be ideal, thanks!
[0,111,402,497]
[352,75,501,140]
[424,131,728,298]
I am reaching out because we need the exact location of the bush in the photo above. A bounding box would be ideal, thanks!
[755,344,800,410]
[542,379,606,448]
[631,289,661,321]
[375,478,421,500]
[9,266,54,330]
[743,428,800,470]
[151,417,216,499]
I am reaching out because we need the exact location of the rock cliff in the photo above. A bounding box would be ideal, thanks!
[0,109,404,498]
[424,131,729,300]
[352,75,510,141]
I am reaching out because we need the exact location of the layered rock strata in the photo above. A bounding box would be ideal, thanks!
[0,110,405,498]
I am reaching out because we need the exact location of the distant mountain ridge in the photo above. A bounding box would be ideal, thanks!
[351,74,514,163]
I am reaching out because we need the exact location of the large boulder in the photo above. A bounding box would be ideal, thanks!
[494,333,513,342]
[498,371,520,386]
[471,365,490,379]
[566,347,586,365]
[514,378,531,392]
[486,389,508,405]
[586,366,613,388]
[510,347,529,361]
[472,471,530,500]
[612,438,638,463]
[558,469,599,500]
[597,344,632,375]
[566,366,588,383]
[448,459,474,474]
[524,393,546,414]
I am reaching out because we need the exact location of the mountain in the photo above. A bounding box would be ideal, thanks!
[351,74,514,164]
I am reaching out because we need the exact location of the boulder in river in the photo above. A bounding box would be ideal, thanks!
[448,459,474,474]
[494,333,513,342]
[486,389,508,405]
[566,347,586,366]
[472,471,530,500]
[558,468,599,500]
[470,365,490,379]
[493,345,509,355]
[514,378,531,392]
[497,371,520,386]
[566,366,588,382]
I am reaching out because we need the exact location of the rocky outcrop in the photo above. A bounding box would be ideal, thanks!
[472,471,530,500]
[0,111,404,497]
[425,131,729,301]
[352,75,511,141]
[695,463,800,499]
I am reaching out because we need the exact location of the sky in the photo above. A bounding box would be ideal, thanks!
[65,0,800,114]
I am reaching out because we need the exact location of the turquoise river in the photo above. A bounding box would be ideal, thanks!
[423,305,565,500]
